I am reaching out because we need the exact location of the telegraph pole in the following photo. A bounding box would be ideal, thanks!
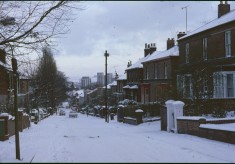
[12,57,20,160]
[182,5,189,33]
[104,50,109,123]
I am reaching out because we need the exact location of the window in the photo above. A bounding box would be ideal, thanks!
[227,74,234,97]
[145,66,148,80]
[213,73,224,98]
[202,38,208,60]
[203,77,208,93]
[213,72,235,98]
[154,63,158,79]
[177,74,192,98]
[185,43,189,63]
[184,75,192,98]
[225,31,231,57]
[164,63,167,79]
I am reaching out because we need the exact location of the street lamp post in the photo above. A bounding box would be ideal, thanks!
[104,50,109,123]
[12,57,20,160]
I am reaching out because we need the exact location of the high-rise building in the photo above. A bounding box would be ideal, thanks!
[107,73,113,84]
[97,72,104,86]
[81,76,91,89]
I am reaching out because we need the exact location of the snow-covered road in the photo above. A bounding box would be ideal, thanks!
[1,108,235,163]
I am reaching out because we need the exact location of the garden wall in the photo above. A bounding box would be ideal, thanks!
[0,112,30,141]
[177,116,235,144]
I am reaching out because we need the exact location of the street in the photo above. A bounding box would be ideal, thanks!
[1,108,235,163]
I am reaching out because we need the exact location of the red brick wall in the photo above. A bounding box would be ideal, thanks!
[178,21,235,65]
[0,68,9,95]
[177,118,206,136]
[177,117,235,144]
[7,114,30,138]
[199,127,235,144]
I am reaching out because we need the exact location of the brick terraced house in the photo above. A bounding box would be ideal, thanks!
[177,1,235,110]
[124,43,157,102]
[141,38,179,104]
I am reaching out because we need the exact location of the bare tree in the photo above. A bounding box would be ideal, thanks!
[0,1,82,64]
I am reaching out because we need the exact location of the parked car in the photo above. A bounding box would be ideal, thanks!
[30,109,39,122]
[42,108,49,118]
[38,108,44,120]
[59,109,66,116]
[69,111,78,118]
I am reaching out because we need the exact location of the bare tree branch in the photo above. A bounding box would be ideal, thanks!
[0,1,80,57]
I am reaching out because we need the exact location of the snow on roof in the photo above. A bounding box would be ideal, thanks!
[135,109,143,112]
[87,88,97,94]
[178,9,235,40]
[103,84,111,89]
[142,46,178,63]
[125,54,152,71]
[73,90,84,98]
[123,85,130,89]
[109,81,117,86]
[102,81,117,89]
[130,85,138,89]
[117,74,126,80]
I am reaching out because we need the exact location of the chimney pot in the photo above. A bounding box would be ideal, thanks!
[167,38,175,50]
[218,1,230,18]
[177,32,186,39]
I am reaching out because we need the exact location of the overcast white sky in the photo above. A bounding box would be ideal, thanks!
[54,1,235,82]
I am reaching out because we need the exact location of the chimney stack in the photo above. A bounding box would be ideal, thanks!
[218,1,230,18]
[127,60,132,67]
[167,38,175,50]
[149,43,156,55]
[144,43,156,57]
[0,49,6,64]
[144,43,149,57]
[177,32,186,39]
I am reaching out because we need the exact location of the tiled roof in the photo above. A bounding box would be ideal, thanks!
[178,9,235,40]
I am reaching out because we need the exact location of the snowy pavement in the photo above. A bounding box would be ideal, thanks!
[1,108,235,163]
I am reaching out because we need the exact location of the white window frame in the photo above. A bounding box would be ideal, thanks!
[154,63,158,79]
[164,63,167,79]
[225,31,231,57]
[203,77,208,93]
[226,73,234,98]
[177,74,193,98]
[145,66,149,80]
[184,74,192,98]
[213,71,235,98]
